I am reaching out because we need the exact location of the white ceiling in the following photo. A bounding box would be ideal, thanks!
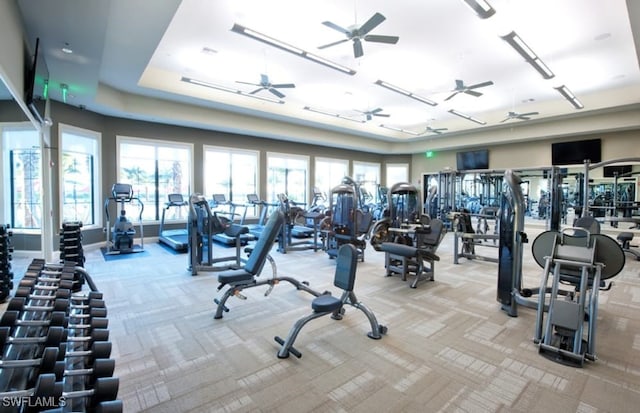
[14,0,640,153]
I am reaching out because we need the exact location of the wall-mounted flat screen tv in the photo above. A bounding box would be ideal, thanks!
[24,37,49,124]
[456,149,489,170]
[551,138,601,165]
[603,165,632,178]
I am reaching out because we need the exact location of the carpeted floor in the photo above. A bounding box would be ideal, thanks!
[6,219,640,412]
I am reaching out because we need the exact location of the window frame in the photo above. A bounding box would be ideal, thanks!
[116,135,194,224]
[1,123,42,233]
[58,123,102,229]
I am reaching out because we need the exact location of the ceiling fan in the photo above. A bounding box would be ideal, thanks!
[444,79,494,101]
[424,126,448,135]
[357,107,390,121]
[236,74,295,98]
[318,12,399,58]
[500,110,540,122]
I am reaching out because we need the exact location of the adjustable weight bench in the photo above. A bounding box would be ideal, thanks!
[274,244,387,359]
[213,210,322,319]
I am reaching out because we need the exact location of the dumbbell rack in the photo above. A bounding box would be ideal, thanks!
[0,259,122,412]
[1,224,14,303]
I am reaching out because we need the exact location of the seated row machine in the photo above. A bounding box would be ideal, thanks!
[274,244,387,358]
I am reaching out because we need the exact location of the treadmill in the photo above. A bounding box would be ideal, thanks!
[242,194,272,239]
[158,193,189,252]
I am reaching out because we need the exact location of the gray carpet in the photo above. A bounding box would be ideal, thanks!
[6,220,640,412]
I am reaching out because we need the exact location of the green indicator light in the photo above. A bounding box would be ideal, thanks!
[425,151,434,158]
[43,80,49,100]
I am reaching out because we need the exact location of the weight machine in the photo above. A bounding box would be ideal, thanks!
[276,193,324,253]
[187,194,250,276]
[323,178,374,262]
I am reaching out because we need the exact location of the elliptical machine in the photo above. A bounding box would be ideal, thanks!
[104,183,144,254]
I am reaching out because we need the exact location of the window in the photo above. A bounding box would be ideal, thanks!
[353,161,381,206]
[266,153,309,206]
[117,137,192,222]
[315,157,349,201]
[204,146,259,219]
[386,163,409,186]
[59,124,100,227]
[2,127,42,230]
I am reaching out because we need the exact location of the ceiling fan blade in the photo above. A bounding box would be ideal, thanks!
[370,108,383,114]
[454,79,465,90]
[322,20,351,35]
[520,111,539,117]
[268,88,285,99]
[353,38,364,58]
[364,34,399,44]
[271,83,295,89]
[373,113,390,117]
[260,74,269,85]
[500,117,510,123]
[467,80,494,89]
[318,38,350,49]
[249,87,264,95]
[465,90,483,97]
[444,91,459,101]
[359,12,386,35]
[366,113,372,121]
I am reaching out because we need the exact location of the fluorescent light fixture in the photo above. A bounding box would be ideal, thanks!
[462,0,496,19]
[448,109,486,125]
[501,31,555,79]
[554,85,584,109]
[231,23,356,75]
[379,124,421,135]
[181,76,284,104]
[303,106,365,123]
[375,80,438,106]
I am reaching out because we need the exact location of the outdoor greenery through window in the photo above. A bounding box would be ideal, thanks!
[2,127,41,230]
[117,137,192,222]
[204,146,259,219]
[60,125,100,227]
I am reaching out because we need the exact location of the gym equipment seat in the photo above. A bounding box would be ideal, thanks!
[617,231,640,260]
[214,210,321,319]
[379,218,446,288]
[274,244,387,358]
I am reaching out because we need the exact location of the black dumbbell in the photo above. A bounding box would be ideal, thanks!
[0,310,66,328]
[0,326,65,349]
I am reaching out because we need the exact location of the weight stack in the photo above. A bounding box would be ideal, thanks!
[0,224,14,303]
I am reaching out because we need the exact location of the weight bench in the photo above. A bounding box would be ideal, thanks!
[379,219,445,288]
[213,210,322,319]
[274,244,387,358]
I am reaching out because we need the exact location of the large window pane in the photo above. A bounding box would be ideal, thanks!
[266,153,309,206]
[118,137,192,222]
[353,161,381,206]
[60,126,100,227]
[315,157,349,202]
[2,128,42,230]
[204,146,258,219]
